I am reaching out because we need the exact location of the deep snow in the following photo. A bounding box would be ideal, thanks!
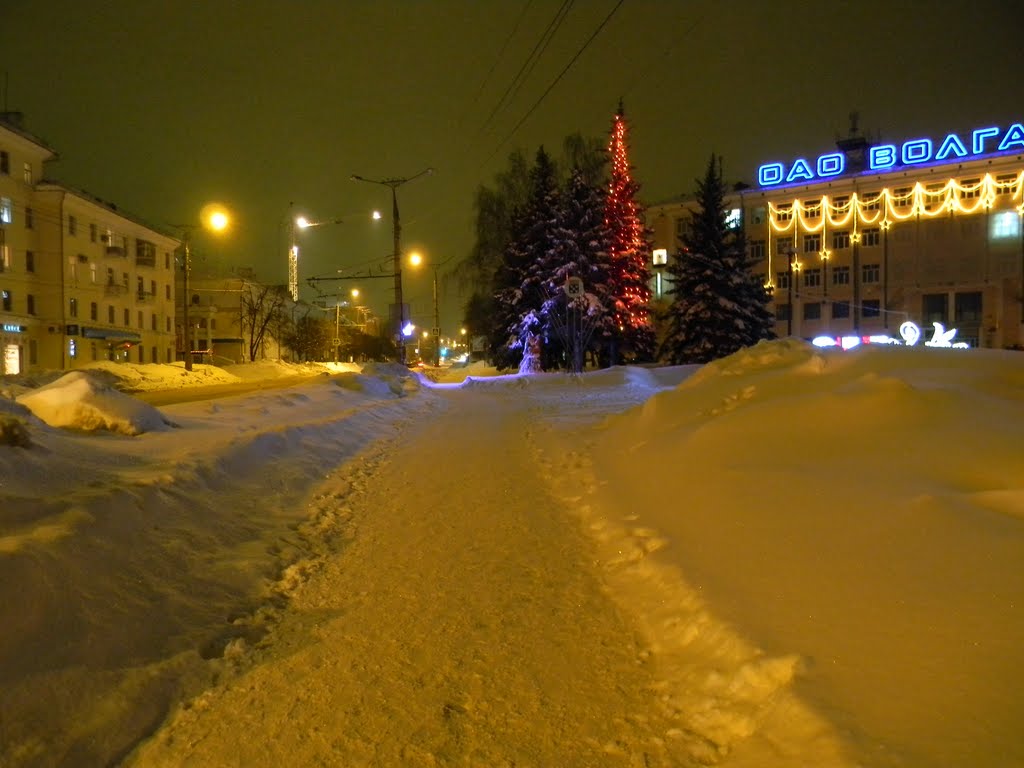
[1,344,1022,766]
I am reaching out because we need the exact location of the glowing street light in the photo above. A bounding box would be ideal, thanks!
[178,203,232,371]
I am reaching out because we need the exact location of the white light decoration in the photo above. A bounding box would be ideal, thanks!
[811,321,968,350]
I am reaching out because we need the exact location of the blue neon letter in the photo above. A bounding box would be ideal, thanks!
[997,123,1024,151]
[902,139,933,164]
[869,145,897,170]
[786,158,814,183]
[817,152,844,177]
[972,126,1000,154]
[934,133,968,161]
[758,163,784,186]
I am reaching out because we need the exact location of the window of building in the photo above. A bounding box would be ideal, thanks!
[832,265,850,285]
[862,263,880,283]
[752,206,766,225]
[893,187,913,208]
[802,200,820,219]
[166,317,171,332]
[955,291,982,322]
[1,289,10,311]
[25,207,33,229]
[89,263,97,283]
[995,174,1015,195]
[211,318,217,330]
[69,297,78,318]
[90,301,98,320]
[138,345,144,364]
[137,276,145,296]
[725,208,742,229]
[750,240,766,260]
[165,252,171,269]
[960,179,981,199]
[832,301,850,319]
[862,192,881,211]
[776,271,790,290]
[106,267,115,286]
[198,318,207,329]
[775,206,793,222]
[122,272,129,289]
[151,313,157,331]
[25,250,34,272]
[165,284,171,300]
[775,304,790,321]
[108,305,115,323]
[124,308,130,326]
[0,239,8,272]
[862,228,880,247]
[0,197,12,224]
[23,162,31,184]
[833,230,850,249]
[138,310,144,328]
[90,223,98,242]
[675,217,689,240]
[0,151,8,174]
[804,268,821,288]
[922,293,948,324]
[69,339,77,359]
[68,215,77,236]
[152,346,158,363]
[991,211,1021,239]
[803,302,821,320]
[863,300,881,318]
[803,233,822,253]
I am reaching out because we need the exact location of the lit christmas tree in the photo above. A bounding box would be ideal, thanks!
[603,100,655,363]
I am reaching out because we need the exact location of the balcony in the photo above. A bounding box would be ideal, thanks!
[104,282,126,297]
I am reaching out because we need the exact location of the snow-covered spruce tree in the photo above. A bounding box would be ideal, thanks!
[491,146,561,371]
[660,154,775,364]
[531,167,616,372]
[603,101,655,364]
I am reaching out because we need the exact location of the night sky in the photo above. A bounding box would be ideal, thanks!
[2,0,1020,331]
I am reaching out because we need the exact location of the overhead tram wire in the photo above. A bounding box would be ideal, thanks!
[458,0,537,124]
[475,0,576,139]
[481,0,628,169]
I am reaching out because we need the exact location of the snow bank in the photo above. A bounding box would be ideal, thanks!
[16,371,173,435]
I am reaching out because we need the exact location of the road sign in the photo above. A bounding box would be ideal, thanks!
[564,277,584,298]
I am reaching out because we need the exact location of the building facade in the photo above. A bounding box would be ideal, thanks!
[648,121,1024,349]
[1,114,179,374]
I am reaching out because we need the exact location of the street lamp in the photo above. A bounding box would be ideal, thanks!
[178,204,231,371]
[350,168,433,363]
[287,208,347,302]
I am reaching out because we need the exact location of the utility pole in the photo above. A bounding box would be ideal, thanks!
[432,266,440,367]
[351,168,433,364]
[182,232,192,370]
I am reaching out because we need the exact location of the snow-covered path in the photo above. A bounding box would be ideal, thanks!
[127,381,691,766]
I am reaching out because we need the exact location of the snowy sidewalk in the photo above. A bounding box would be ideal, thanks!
[126,386,687,767]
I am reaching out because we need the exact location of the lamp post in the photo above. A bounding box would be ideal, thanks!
[289,209,346,302]
[177,205,230,371]
[350,168,433,363]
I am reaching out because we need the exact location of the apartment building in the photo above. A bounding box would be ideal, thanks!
[648,119,1024,349]
[0,113,179,374]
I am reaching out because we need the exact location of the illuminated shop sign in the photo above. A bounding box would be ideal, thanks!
[759,122,1024,187]
[2,323,26,333]
[812,321,969,350]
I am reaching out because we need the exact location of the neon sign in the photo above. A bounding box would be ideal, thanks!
[759,122,1024,187]
[812,321,969,350]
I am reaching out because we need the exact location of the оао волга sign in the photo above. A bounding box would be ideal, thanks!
[758,121,1024,187]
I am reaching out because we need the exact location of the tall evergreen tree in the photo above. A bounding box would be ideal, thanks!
[660,154,775,364]
[531,167,616,371]
[491,146,561,370]
[603,101,655,364]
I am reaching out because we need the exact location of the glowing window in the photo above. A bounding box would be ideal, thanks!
[991,211,1020,239]
[0,197,11,224]
[725,208,742,229]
